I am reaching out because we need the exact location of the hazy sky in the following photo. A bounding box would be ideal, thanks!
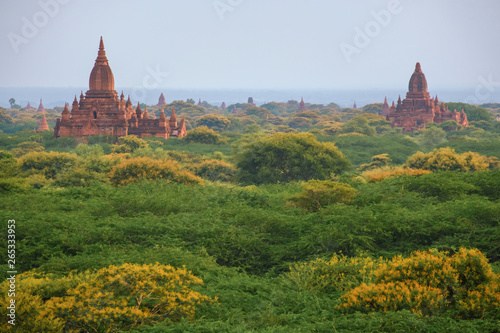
[1,0,499,91]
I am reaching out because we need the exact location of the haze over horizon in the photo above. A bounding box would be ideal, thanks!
[1,0,499,96]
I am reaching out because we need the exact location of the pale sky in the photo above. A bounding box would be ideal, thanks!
[1,0,499,91]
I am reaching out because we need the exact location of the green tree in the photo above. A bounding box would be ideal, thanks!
[288,180,357,211]
[341,116,377,136]
[406,147,490,172]
[196,114,231,132]
[288,117,312,129]
[9,98,15,107]
[358,153,392,171]
[445,103,492,122]
[183,126,227,144]
[111,135,149,154]
[235,132,350,184]
[439,120,460,132]
[414,126,447,149]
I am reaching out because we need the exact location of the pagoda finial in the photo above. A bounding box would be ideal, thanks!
[95,36,108,65]
[415,62,421,72]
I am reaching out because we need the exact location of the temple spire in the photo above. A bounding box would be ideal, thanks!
[37,113,49,132]
[95,36,109,65]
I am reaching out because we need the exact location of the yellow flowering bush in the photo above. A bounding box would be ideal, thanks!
[108,157,203,186]
[362,166,431,182]
[286,254,381,293]
[338,248,500,318]
[47,263,215,332]
[0,263,215,333]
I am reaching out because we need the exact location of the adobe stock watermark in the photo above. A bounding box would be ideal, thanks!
[213,0,244,21]
[7,0,71,54]
[131,65,169,102]
[463,74,500,105]
[339,0,404,63]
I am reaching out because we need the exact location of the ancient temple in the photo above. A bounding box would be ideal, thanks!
[37,99,45,113]
[54,37,186,139]
[380,97,390,117]
[37,113,50,132]
[387,62,468,132]
[297,97,307,112]
[220,102,226,110]
[157,93,167,106]
[25,101,34,110]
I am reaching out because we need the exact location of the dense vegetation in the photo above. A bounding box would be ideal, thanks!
[1,100,500,332]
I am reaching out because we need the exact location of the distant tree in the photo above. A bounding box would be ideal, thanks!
[111,135,149,154]
[470,120,493,131]
[358,153,392,171]
[191,159,236,182]
[244,106,272,119]
[288,180,357,211]
[183,126,227,144]
[439,120,460,132]
[109,157,202,186]
[295,111,319,120]
[242,123,263,134]
[9,98,15,107]
[414,127,447,149]
[288,117,312,129]
[196,114,231,132]
[406,147,491,172]
[0,108,14,124]
[341,116,377,136]
[362,103,383,114]
[186,98,195,104]
[19,151,77,179]
[445,102,492,122]
[235,132,350,184]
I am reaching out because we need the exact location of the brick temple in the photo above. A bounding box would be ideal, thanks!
[54,37,186,139]
[387,62,469,132]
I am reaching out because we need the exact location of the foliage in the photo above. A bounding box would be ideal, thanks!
[190,160,236,182]
[196,114,231,132]
[341,116,377,136]
[358,153,392,172]
[235,132,351,184]
[413,126,448,149]
[10,141,45,157]
[288,180,357,211]
[445,102,493,122]
[109,157,203,186]
[406,148,491,172]
[286,254,380,293]
[18,151,77,179]
[111,135,149,154]
[339,248,500,319]
[362,166,431,182]
[183,126,227,144]
[45,263,214,332]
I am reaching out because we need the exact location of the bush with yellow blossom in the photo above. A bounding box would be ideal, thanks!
[338,248,500,319]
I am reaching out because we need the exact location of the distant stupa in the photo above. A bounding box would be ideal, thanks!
[25,101,34,109]
[198,98,203,106]
[297,97,306,112]
[248,97,255,105]
[381,96,390,117]
[37,99,45,113]
[157,93,166,106]
[37,113,50,132]
[221,102,226,110]
[353,101,357,109]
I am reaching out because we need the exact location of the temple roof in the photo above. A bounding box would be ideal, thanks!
[88,37,115,93]
[408,62,428,95]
